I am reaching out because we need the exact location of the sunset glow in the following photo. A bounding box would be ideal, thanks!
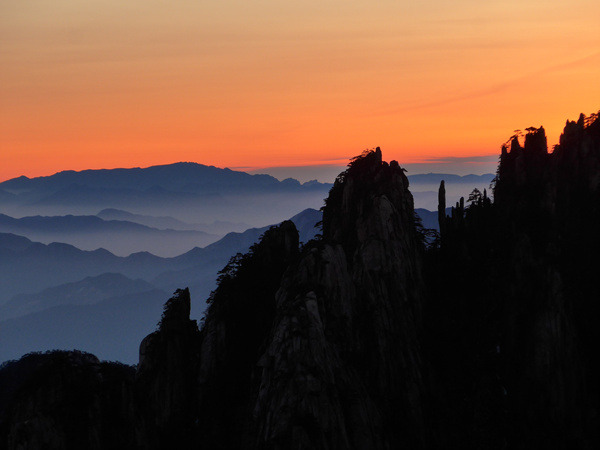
[1,0,599,181]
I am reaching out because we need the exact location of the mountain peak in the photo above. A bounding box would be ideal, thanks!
[322,147,414,249]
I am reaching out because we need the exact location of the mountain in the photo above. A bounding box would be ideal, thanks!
[427,115,600,448]
[0,273,156,320]
[1,149,426,448]
[0,208,321,305]
[288,207,321,243]
[0,208,322,363]
[415,207,449,231]
[96,208,251,234]
[0,213,219,257]
[0,236,163,304]
[0,233,33,252]
[2,112,599,449]
[187,148,426,448]
[0,163,331,227]
[147,208,321,299]
[0,162,328,195]
[0,188,16,202]
[0,289,169,364]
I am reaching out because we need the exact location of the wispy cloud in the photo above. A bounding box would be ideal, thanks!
[374,52,600,116]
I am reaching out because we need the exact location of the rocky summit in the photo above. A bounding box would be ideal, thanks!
[1,112,600,450]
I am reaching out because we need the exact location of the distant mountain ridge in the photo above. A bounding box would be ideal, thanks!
[0,273,156,321]
[96,208,250,233]
[0,162,329,195]
[0,213,219,256]
[0,163,493,220]
[0,208,323,363]
[0,163,332,226]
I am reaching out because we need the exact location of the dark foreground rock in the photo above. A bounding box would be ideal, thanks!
[0,351,137,450]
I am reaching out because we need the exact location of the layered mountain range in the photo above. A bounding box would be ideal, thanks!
[0,208,322,363]
[0,163,331,227]
[1,112,599,449]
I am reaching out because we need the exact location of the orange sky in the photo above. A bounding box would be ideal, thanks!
[1,1,599,181]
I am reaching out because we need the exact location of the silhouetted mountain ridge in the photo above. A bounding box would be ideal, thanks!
[0,208,323,364]
[0,163,331,226]
[96,208,250,233]
[0,162,329,197]
[0,213,219,256]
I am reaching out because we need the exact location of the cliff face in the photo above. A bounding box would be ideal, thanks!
[176,149,426,449]
[494,117,600,449]
[194,221,299,448]
[429,113,600,449]
[253,148,426,449]
[136,288,201,448]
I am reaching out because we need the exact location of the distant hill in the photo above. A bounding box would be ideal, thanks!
[0,162,329,195]
[0,273,156,320]
[0,188,16,202]
[150,208,322,296]
[290,208,322,244]
[0,213,219,257]
[0,289,168,364]
[0,208,322,363]
[0,163,331,226]
[96,208,250,234]
[0,233,33,252]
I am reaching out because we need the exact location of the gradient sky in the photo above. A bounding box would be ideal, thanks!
[1,1,599,182]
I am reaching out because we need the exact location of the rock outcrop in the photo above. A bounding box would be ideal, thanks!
[428,112,600,449]
[136,288,201,448]
[0,351,137,450]
[252,148,427,449]
[194,221,300,448]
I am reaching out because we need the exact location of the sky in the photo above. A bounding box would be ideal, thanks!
[1,1,599,182]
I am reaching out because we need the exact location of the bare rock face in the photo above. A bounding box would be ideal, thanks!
[429,113,600,449]
[253,148,427,449]
[495,116,600,449]
[194,221,300,448]
[136,288,200,449]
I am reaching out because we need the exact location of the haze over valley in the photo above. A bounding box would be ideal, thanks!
[0,160,492,363]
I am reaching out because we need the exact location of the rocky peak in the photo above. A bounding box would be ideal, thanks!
[136,288,200,449]
[157,288,192,332]
[431,111,600,449]
[253,148,427,449]
[322,147,416,256]
[524,126,547,155]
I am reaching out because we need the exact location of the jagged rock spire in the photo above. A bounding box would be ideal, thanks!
[438,180,446,236]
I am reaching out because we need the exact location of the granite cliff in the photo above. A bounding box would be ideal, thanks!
[429,113,600,449]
